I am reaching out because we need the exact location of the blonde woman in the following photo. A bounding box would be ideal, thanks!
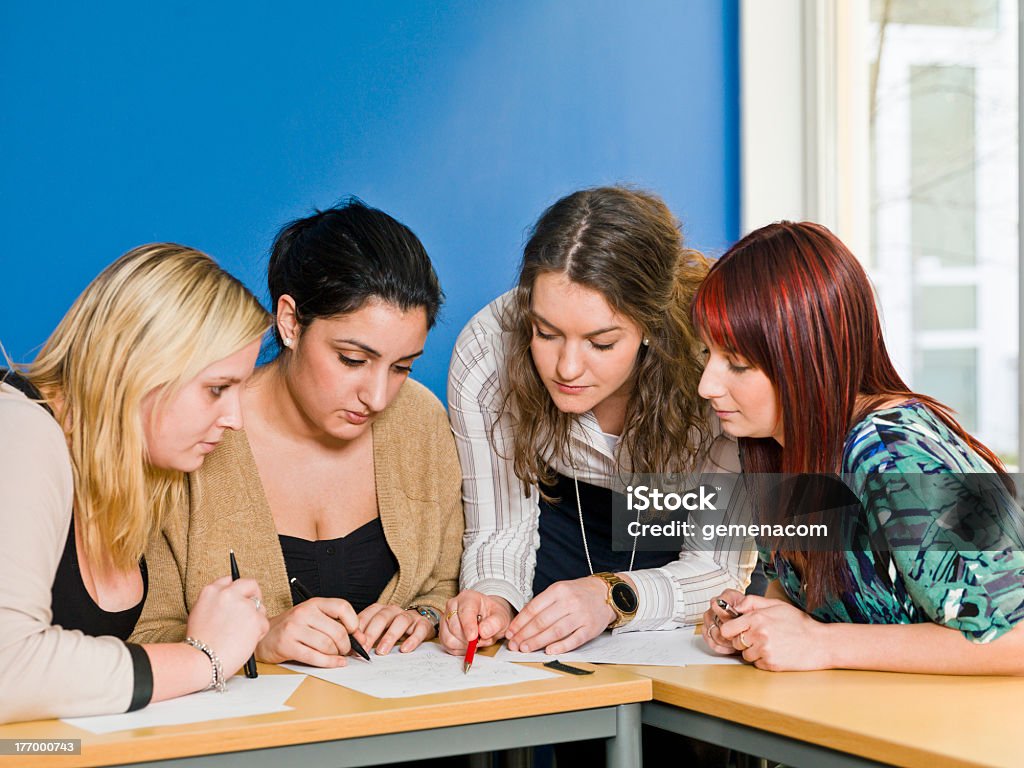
[0,245,271,724]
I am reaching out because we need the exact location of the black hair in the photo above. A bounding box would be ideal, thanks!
[267,197,443,348]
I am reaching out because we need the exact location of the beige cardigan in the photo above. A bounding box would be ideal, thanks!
[0,384,138,723]
[131,380,464,649]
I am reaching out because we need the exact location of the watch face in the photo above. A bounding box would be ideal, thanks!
[610,582,638,613]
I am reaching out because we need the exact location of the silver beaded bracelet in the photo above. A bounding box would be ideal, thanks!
[184,636,226,692]
[409,605,440,629]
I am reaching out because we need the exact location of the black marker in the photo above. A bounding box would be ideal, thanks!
[290,577,371,663]
[230,550,258,679]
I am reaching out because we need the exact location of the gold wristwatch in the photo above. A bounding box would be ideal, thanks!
[592,572,638,629]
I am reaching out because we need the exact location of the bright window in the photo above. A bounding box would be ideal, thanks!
[741,0,1019,465]
[868,0,1018,458]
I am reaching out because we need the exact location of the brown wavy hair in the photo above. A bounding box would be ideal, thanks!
[500,186,712,493]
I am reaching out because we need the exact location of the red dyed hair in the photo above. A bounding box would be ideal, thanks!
[692,221,1007,605]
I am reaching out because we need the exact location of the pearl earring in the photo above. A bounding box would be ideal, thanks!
[642,338,650,347]
[283,338,293,348]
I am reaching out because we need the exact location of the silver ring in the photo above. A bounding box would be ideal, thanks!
[251,597,263,611]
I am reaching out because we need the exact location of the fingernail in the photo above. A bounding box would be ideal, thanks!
[521,644,529,652]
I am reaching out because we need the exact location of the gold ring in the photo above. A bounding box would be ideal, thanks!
[446,608,459,620]
[739,631,752,650]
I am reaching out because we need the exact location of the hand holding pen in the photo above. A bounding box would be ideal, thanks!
[183,574,268,685]
[701,588,748,656]
[437,589,514,657]
[289,577,371,663]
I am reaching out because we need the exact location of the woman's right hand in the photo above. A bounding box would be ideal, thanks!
[255,597,362,667]
[185,575,269,677]
[701,588,745,655]
[438,590,514,655]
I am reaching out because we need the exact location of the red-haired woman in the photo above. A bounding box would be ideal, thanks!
[694,221,1024,674]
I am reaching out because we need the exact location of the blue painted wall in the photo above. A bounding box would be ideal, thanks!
[0,1,739,399]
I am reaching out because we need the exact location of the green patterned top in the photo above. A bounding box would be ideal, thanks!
[761,402,1024,643]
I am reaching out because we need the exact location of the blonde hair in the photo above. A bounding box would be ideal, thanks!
[27,244,270,570]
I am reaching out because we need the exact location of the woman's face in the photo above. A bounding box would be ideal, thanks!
[698,341,783,444]
[142,337,262,472]
[280,300,428,441]
[529,272,644,418]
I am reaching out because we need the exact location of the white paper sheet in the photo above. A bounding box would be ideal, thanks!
[495,629,744,667]
[283,641,556,698]
[62,673,306,734]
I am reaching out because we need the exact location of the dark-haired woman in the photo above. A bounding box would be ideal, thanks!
[441,187,755,658]
[696,221,1024,674]
[133,200,464,665]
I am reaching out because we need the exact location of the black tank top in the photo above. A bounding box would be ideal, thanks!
[50,516,149,640]
[2,370,148,640]
[280,517,397,612]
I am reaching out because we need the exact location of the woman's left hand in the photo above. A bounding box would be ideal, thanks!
[505,576,616,654]
[717,594,833,671]
[357,603,436,655]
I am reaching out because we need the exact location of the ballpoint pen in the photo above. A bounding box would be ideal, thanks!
[230,550,258,678]
[290,576,371,662]
[716,597,743,619]
[463,637,478,674]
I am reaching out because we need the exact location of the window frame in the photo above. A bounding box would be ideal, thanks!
[740,0,1023,465]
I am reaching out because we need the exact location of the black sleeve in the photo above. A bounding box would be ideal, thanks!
[124,642,154,711]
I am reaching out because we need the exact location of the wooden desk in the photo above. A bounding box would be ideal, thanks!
[0,663,650,768]
[624,663,1024,768]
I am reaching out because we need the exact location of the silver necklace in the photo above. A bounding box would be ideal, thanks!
[570,444,639,575]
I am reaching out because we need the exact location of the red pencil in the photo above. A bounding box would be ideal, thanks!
[463,637,478,674]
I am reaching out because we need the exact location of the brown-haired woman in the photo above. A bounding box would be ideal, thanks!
[441,186,756,658]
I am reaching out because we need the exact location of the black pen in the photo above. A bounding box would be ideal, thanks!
[229,550,259,679]
[289,576,371,663]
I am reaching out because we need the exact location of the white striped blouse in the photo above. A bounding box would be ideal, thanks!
[447,292,757,631]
